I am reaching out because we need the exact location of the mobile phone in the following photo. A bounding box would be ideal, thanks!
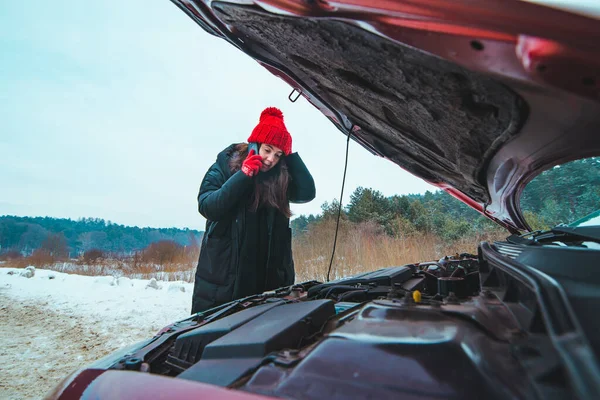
[248,142,260,154]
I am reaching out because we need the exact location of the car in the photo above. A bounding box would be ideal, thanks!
[46,0,600,399]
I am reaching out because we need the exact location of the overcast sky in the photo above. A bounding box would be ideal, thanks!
[0,0,440,230]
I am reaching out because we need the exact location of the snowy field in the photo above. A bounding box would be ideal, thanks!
[0,267,193,399]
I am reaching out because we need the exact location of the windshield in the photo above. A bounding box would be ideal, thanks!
[568,209,600,228]
[521,156,600,230]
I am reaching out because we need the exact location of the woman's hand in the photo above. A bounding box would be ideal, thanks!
[241,149,263,177]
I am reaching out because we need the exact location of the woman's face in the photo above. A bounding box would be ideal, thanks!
[258,144,284,172]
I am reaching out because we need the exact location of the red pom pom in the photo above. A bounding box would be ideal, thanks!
[260,107,283,121]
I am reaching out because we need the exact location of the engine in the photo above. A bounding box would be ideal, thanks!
[306,252,480,304]
[103,245,594,400]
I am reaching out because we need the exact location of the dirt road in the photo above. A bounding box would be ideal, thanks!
[0,268,192,399]
[0,290,117,399]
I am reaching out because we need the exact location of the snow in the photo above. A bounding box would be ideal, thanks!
[167,281,187,293]
[1,267,193,341]
[146,277,162,290]
[0,267,194,399]
[116,276,134,287]
[19,266,35,278]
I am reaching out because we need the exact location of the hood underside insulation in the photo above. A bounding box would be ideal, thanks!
[213,2,528,203]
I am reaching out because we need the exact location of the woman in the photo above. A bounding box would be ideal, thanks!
[191,107,316,314]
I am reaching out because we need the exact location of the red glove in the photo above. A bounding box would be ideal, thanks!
[241,149,263,177]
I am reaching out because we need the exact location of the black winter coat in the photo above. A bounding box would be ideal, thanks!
[191,144,315,314]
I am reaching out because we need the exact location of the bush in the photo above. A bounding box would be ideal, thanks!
[27,249,56,267]
[82,249,104,264]
[140,240,185,265]
[0,251,23,261]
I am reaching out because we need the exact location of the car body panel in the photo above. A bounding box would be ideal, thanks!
[45,369,278,400]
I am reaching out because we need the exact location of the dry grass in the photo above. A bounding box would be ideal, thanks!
[3,241,200,283]
[4,225,507,284]
[292,220,506,282]
[2,257,198,282]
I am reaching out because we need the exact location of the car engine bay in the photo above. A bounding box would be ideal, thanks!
[104,237,600,400]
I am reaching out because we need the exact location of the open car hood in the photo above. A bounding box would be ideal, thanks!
[172,0,600,233]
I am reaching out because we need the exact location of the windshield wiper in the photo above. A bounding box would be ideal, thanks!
[551,225,600,242]
[507,226,600,247]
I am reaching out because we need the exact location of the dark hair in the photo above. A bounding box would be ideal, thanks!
[229,143,291,218]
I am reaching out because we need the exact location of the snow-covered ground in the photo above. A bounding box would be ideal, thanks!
[0,267,194,399]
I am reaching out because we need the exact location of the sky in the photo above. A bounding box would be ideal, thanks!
[3,1,596,231]
[0,0,436,230]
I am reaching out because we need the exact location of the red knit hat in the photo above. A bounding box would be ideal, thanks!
[247,107,292,155]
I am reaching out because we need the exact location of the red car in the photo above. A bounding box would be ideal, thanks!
[47,1,600,399]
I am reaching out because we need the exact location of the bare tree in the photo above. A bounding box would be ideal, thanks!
[41,233,69,260]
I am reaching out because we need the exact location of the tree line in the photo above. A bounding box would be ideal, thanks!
[0,216,202,257]
[291,188,502,242]
[292,157,600,240]
[1,157,598,260]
